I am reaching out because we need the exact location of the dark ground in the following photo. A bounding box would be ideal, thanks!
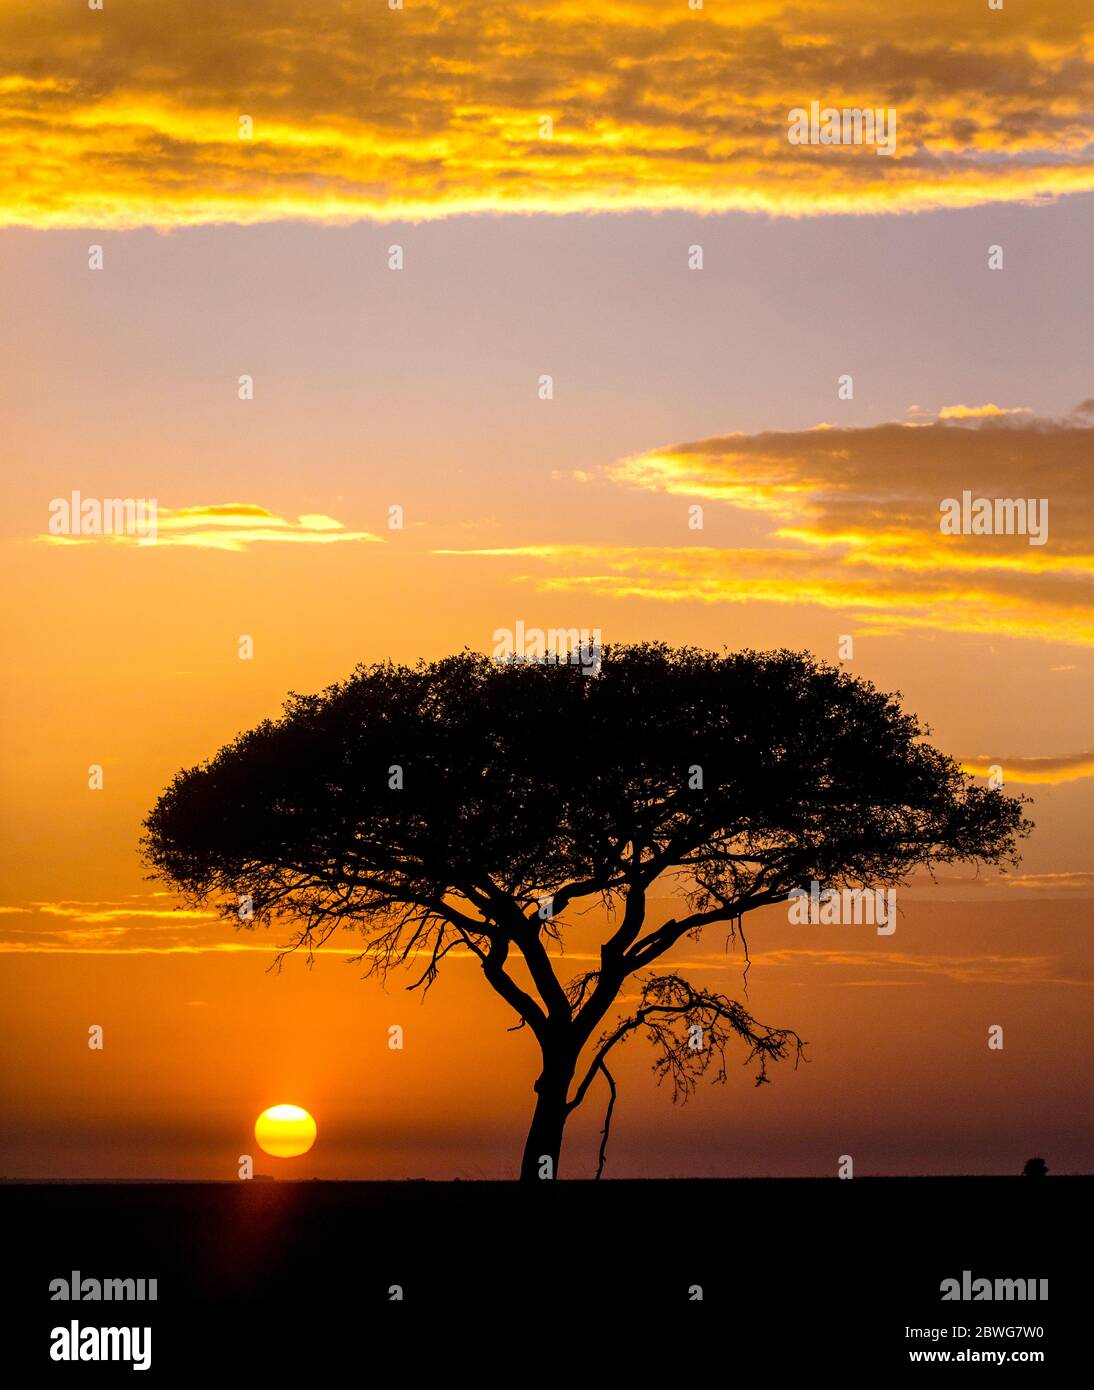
[2,1177,1081,1377]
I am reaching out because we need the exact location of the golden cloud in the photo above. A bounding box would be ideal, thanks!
[959,752,1094,784]
[440,414,1094,647]
[38,503,381,552]
[1,0,1092,225]
[0,897,486,956]
[32,901,220,925]
[937,404,1033,420]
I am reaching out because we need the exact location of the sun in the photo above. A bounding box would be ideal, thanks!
[254,1104,317,1158]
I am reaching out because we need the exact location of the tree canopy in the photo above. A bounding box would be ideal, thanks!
[143,644,1029,1178]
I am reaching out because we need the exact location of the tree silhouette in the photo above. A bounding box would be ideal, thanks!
[1022,1157,1048,1178]
[142,644,1029,1181]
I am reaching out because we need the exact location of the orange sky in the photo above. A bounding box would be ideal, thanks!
[1,0,1092,1179]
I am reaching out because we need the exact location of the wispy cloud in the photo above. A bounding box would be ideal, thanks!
[2,1,1093,226]
[32,901,220,925]
[906,868,1094,896]
[958,752,1094,785]
[1005,871,1094,891]
[441,414,1094,648]
[750,948,1069,986]
[937,404,1033,421]
[0,897,280,954]
[38,504,381,553]
[0,897,477,956]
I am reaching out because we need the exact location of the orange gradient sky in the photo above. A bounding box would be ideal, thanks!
[1,1,1092,1179]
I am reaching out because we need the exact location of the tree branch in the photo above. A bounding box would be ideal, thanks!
[594,1059,617,1181]
[569,973,805,1176]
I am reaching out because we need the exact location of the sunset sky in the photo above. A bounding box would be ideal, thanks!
[1,0,1092,1180]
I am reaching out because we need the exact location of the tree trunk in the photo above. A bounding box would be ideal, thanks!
[519,1057,574,1183]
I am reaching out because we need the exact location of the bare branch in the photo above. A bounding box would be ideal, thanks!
[594,1059,617,1182]
[570,973,805,1176]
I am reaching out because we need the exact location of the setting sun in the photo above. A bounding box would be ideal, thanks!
[254,1105,317,1158]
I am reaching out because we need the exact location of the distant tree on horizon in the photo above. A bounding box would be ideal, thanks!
[1022,1157,1049,1178]
[142,644,1030,1182]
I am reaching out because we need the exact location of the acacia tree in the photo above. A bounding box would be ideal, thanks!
[142,644,1028,1181]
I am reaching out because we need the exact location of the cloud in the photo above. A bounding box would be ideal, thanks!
[38,503,381,552]
[959,752,1094,784]
[0,896,489,956]
[0,897,291,953]
[1005,871,1094,891]
[749,948,1065,986]
[440,415,1094,648]
[905,868,1094,897]
[32,901,220,925]
[2,0,1093,226]
[937,404,1033,420]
